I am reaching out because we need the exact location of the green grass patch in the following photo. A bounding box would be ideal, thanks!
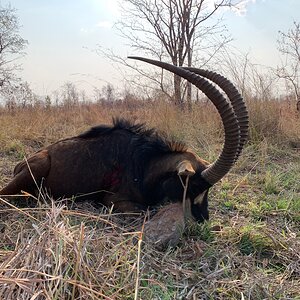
[238,225,275,256]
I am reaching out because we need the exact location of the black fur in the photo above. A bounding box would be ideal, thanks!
[0,118,211,222]
[79,118,187,152]
[78,118,189,189]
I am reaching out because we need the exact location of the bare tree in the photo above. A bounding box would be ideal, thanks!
[276,21,300,110]
[17,81,36,107]
[111,0,243,109]
[93,84,116,104]
[102,83,116,102]
[1,81,36,109]
[0,4,28,88]
[219,47,276,101]
[45,95,51,109]
[60,82,80,107]
[93,87,103,103]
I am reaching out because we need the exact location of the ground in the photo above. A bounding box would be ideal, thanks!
[0,103,299,299]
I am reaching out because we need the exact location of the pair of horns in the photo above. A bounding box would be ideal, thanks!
[128,56,249,185]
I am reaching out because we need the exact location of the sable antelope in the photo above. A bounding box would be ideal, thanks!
[0,57,248,222]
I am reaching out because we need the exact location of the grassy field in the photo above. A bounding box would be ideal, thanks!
[0,100,299,299]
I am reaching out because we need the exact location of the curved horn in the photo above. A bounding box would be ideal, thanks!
[183,67,249,161]
[128,56,241,185]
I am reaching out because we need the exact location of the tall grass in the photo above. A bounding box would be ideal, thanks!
[0,97,298,153]
[247,98,300,145]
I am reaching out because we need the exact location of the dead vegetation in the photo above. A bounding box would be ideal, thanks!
[0,99,299,299]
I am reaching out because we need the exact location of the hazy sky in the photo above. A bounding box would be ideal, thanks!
[2,0,299,96]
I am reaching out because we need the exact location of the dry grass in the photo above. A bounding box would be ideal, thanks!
[0,100,299,299]
[0,200,143,299]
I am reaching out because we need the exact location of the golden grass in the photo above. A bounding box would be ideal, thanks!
[0,201,143,299]
[0,98,298,151]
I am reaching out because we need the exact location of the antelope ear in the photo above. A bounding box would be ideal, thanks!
[177,160,196,176]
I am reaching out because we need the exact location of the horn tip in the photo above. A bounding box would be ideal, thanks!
[128,56,142,60]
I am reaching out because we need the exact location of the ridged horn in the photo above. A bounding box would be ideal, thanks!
[183,67,249,160]
[128,56,241,185]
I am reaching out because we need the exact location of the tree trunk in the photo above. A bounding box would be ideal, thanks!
[174,74,183,108]
[186,48,192,111]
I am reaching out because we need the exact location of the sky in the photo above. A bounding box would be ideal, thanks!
[1,0,299,97]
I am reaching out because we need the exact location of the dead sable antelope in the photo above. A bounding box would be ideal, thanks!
[0,57,248,223]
